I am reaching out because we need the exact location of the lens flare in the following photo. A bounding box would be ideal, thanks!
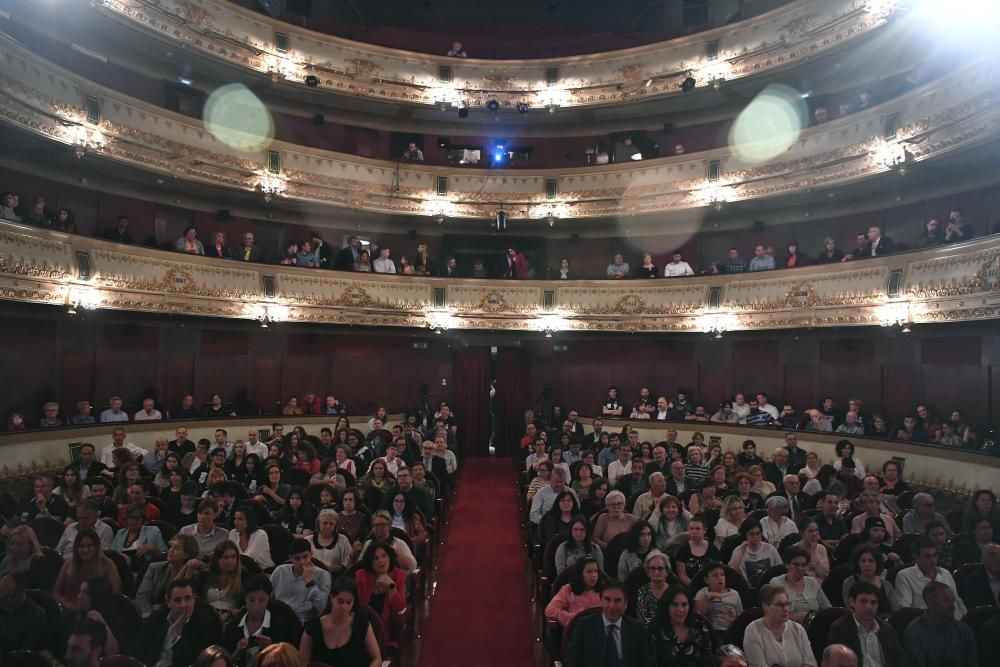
[729,84,807,164]
[203,84,274,152]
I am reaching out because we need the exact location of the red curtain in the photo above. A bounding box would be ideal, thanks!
[495,348,530,458]
[453,347,491,457]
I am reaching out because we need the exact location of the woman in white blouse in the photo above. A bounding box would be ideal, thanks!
[229,505,274,569]
[760,496,797,545]
[310,509,352,575]
[832,440,866,478]
[744,584,817,667]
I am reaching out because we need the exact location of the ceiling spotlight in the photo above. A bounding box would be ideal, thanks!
[486,99,501,113]
[644,79,653,88]
[681,76,696,93]
[304,75,319,87]
[516,101,529,114]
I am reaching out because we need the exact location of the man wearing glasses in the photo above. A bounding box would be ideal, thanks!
[235,232,263,263]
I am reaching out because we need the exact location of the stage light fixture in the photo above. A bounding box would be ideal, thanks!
[492,143,508,165]
[304,75,319,87]
[681,76,696,93]
[516,101,529,114]
[487,99,501,113]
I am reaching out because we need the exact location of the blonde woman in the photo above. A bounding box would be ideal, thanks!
[714,497,747,548]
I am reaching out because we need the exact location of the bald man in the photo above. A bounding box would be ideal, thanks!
[821,644,858,667]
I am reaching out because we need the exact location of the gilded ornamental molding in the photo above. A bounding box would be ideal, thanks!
[87,0,896,110]
[1,222,999,334]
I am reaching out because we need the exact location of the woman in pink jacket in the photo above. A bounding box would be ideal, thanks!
[544,557,606,627]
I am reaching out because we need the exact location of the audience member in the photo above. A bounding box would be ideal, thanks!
[902,581,978,666]
[894,537,966,619]
[139,578,223,667]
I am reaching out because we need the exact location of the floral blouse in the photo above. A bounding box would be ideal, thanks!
[635,584,666,626]
[648,618,715,667]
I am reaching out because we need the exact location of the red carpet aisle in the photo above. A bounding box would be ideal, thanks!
[417,458,535,667]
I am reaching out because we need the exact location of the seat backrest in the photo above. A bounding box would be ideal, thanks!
[886,606,925,638]
[110,594,144,654]
[100,656,147,667]
[778,532,802,553]
[268,597,304,647]
[28,516,66,549]
[603,532,630,579]
[262,523,295,566]
[240,555,263,577]
[361,604,387,655]
[541,533,570,582]
[25,589,63,651]
[101,517,121,534]
[896,491,915,511]
[147,519,177,542]
[822,564,854,607]
[33,547,64,593]
[806,607,849,661]
[244,499,272,526]
[893,533,921,564]
[561,607,602,658]
[549,560,586,601]
[306,482,335,507]
[284,467,313,488]
[954,562,984,603]
[728,608,764,648]
[103,550,134,597]
[4,652,51,667]
[756,564,787,590]
[833,532,866,564]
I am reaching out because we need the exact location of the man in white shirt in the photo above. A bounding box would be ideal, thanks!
[528,469,579,524]
[213,429,234,458]
[756,392,779,421]
[100,427,148,467]
[632,473,668,520]
[372,248,396,274]
[433,437,457,475]
[245,428,269,460]
[55,499,114,558]
[894,537,966,619]
[663,251,694,277]
[607,445,633,488]
[133,398,162,421]
[98,396,130,423]
[525,439,549,473]
[178,499,230,557]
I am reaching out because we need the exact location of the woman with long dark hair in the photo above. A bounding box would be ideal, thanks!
[554,515,604,574]
[354,542,407,653]
[229,505,273,569]
[648,585,714,666]
[542,491,579,544]
[53,529,122,608]
[618,520,655,580]
[299,575,381,667]
[193,540,250,624]
[273,487,314,537]
[544,557,606,627]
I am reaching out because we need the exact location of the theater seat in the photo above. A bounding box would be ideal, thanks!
[101,655,146,667]
[756,564,787,589]
[822,564,854,607]
[954,562,983,606]
[961,605,1000,667]
[103,550,134,597]
[807,607,849,662]
[262,524,294,567]
[147,519,177,542]
[886,606,924,639]
[268,597,304,647]
[25,589,62,655]
[109,594,143,654]
[728,608,764,647]
[602,532,629,579]
[3,652,50,667]
[28,516,65,549]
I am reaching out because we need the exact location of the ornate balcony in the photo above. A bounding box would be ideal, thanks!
[2,221,998,334]
[85,0,897,110]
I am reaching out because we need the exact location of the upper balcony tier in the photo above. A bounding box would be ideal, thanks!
[2,220,998,335]
[29,0,901,112]
[224,0,796,59]
[2,31,999,223]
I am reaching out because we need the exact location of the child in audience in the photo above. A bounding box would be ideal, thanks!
[695,563,743,633]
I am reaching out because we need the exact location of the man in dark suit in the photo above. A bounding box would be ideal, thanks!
[417,440,449,484]
[334,235,360,270]
[764,448,789,489]
[564,581,655,667]
[665,461,693,497]
[234,232,264,263]
[95,216,133,244]
[827,581,907,666]
[310,231,334,269]
[767,474,813,517]
[139,579,222,667]
[960,543,1000,608]
[858,225,894,258]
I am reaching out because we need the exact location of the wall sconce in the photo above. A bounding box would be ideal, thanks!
[531,202,569,226]
[69,125,106,159]
[425,309,459,333]
[696,60,733,88]
[65,286,101,315]
[535,312,568,335]
[246,303,288,328]
[264,54,299,83]
[421,198,458,222]
[256,171,286,202]
[697,183,737,210]
[876,301,918,332]
[871,141,907,171]
[698,313,739,339]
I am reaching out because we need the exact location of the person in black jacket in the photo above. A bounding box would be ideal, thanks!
[960,543,1000,608]
[222,575,296,667]
[309,231,334,269]
[334,236,361,270]
[564,580,655,667]
[139,578,222,667]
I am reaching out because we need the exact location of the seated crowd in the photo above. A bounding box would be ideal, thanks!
[1,190,993,282]
[526,389,999,667]
[0,400,460,666]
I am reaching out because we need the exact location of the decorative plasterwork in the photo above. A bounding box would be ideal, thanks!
[3,37,1000,221]
[2,223,1000,334]
[91,0,896,110]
